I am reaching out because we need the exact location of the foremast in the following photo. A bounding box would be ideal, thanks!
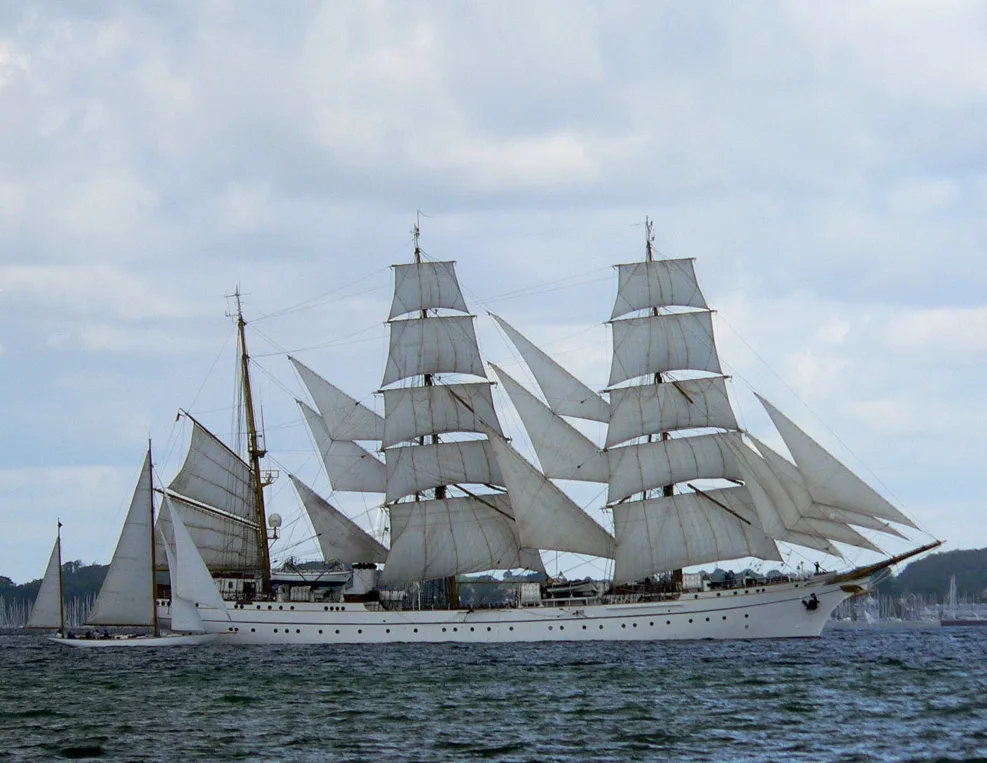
[148,440,159,637]
[233,288,273,594]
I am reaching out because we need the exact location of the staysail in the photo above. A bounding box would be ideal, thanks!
[26,534,63,630]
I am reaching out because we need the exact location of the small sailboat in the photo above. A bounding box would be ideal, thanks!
[24,522,66,634]
[48,445,228,648]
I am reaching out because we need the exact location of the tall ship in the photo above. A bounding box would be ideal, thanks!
[155,222,939,643]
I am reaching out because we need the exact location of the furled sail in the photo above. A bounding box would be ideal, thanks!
[26,536,63,629]
[291,357,384,441]
[382,315,486,386]
[606,377,738,448]
[608,312,722,387]
[492,364,608,483]
[607,432,744,504]
[380,495,543,586]
[87,451,155,627]
[490,314,610,422]
[381,383,502,448]
[389,261,470,319]
[487,431,615,558]
[168,420,258,524]
[756,395,918,529]
[155,494,263,572]
[290,476,388,564]
[384,440,502,504]
[612,486,781,583]
[611,259,709,320]
[299,401,385,493]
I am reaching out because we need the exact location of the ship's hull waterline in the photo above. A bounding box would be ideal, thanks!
[159,575,864,645]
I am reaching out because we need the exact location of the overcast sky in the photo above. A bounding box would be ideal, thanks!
[2,1,984,583]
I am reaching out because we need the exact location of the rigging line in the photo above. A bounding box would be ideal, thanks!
[251,266,392,322]
[253,326,385,357]
[186,324,237,415]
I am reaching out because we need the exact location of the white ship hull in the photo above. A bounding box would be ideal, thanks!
[158,575,865,645]
[52,632,218,648]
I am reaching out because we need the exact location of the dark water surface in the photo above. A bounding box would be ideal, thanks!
[3,627,987,762]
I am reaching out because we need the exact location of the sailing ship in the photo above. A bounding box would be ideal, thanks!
[28,446,225,647]
[152,221,939,644]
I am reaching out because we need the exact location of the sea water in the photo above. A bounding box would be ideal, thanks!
[2,626,986,762]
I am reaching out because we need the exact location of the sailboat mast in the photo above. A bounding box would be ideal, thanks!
[148,440,160,637]
[234,289,272,593]
[56,520,64,635]
[412,215,457,608]
[644,218,674,500]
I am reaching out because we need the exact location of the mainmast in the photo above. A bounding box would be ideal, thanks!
[148,440,159,637]
[412,215,458,607]
[644,217,674,501]
[233,288,272,593]
[56,520,64,635]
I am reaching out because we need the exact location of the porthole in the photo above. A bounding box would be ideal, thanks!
[745,614,749,619]
[278,605,283,610]
[650,622,654,626]
[716,593,721,597]
[795,584,799,588]
[470,627,475,632]
[228,627,234,632]
[414,628,418,633]
[341,607,346,611]
[694,594,699,599]
[722,616,727,621]
[705,617,710,622]
[510,626,514,631]
[582,625,587,630]
[549,626,553,631]
[559,626,564,631]
[442,628,447,633]
[599,624,604,630]
[273,628,279,633]
[324,606,329,611]
[234,627,239,632]
[452,628,457,633]
[335,629,340,634]
[386,629,391,634]
[621,623,626,629]
[487,627,492,632]
[632,623,637,628]
[319,630,323,634]
[733,591,738,596]
[688,619,693,624]
[357,629,362,634]
[268,605,272,610]
[290,605,295,610]
[666,620,671,625]
[250,628,256,633]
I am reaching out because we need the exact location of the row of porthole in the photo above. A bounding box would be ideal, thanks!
[695,588,768,599]
[229,613,753,636]
[236,604,350,612]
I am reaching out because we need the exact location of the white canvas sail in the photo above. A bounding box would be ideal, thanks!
[290,476,388,564]
[757,395,918,529]
[161,495,229,623]
[608,311,722,387]
[291,357,384,441]
[610,259,709,320]
[26,536,63,629]
[384,440,503,504]
[87,451,155,627]
[606,377,738,448]
[487,432,615,559]
[382,316,486,386]
[381,383,502,448]
[612,486,781,584]
[490,314,610,422]
[381,495,538,586]
[492,364,608,483]
[299,401,385,493]
[607,432,744,504]
[159,529,204,633]
[389,261,470,319]
[168,420,258,524]
[155,495,263,572]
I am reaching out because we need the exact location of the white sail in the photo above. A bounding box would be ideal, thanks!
[87,451,155,627]
[389,261,470,319]
[751,436,907,539]
[159,529,204,633]
[492,364,609,483]
[612,486,781,584]
[155,495,263,572]
[487,432,615,558]
[607,432,744,504]
[382,315,486,386]
[611,259,709,320]
[606,377,738,448]
[299,401,385,493]
[380,495,537,586]
[757,395,918,529]
[490,314,610,422]
[26,536,62,629]
[381,383,502,448]
[384,440,503,504]
[168,420,257,524]
[291,357,384,441]
[290,476,388,564]
[609,311,722,387]
[161,495,229,622]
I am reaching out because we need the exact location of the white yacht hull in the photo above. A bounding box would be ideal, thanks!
[52,633,218,648]
[160,575,865,645]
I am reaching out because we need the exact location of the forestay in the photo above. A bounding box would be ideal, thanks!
[608,312,722,387]
[610,259,709,320]
[389,261,470,319]
[87,451,155,627]
[291,357,384,441]
[381,383,502,448]
[491,314,609,422]
[492,364,608,483]
[290,476,388,564]
[611,486,781,584]
[299,401,385,493]
[382,316,486,386]
[169,420,258,524]
[384,440,502,504]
